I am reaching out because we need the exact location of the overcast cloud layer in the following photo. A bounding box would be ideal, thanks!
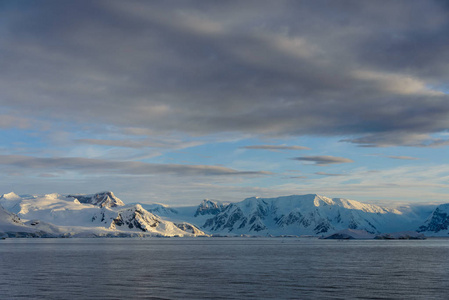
[1,1,449,205]
[1,0,449,146]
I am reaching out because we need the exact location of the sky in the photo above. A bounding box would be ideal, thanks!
[1,0,449,206]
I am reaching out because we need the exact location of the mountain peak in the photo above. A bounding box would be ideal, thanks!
[194,199,225,217]
[67,191,125,208]
[202,193,409,235]
[418,203,449,234]
[0,192,21,201]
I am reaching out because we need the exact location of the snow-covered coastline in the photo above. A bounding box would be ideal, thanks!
[1,191,448,238]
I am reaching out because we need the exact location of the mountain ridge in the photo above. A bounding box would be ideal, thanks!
[0,192,206,238]
[1,191,448,237]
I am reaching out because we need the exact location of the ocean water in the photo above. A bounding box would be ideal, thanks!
[1,238,448,299]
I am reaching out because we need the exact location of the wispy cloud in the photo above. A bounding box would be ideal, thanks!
[420,139,449,148]
[292,156,354,166]
[76,138,203,150]
[315,172,347,177]
[0,155,271,177]
[367,154,420,160]
[387,156,420,160]
[272,164,449,205]
[242,145,310,151]
[289,176,308,179]
[343,134,449,148]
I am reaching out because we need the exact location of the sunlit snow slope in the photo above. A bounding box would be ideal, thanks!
[1,191,447,237]
[0,192,205,237]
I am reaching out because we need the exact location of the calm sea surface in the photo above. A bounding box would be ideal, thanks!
[1,238,448,299]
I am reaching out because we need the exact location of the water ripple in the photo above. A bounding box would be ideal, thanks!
[1,238,449,299]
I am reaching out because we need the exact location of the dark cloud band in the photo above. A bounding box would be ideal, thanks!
[292,156,354,166]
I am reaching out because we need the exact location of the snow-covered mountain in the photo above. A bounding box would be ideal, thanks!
[0,203,26,232]
[138,200,227,228]
[0,192,23,214]
[67,191,125,208]
[418,203,449,236]
[140,203,179,216]
[0,203,53,238]
[194,199,227,217]
[140,194,440,236]
[109,204,204,236]
[1,191,448,238]
[0,192,206,238]
[200,194,412,236]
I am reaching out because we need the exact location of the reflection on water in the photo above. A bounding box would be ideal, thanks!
[1,238,448,299]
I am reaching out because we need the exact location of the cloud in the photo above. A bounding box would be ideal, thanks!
[289,176,308,179]
[292,156,354,166]
[352,70,443,96]
[419,139,449,148]
[0,114,49,131]
[272,164,449,205]
[0,155,271,177]
[38,173,58,178]
[1,1,449,146]
[315,172,347,177]
[76,138,202,149]
[387,156,420,160]
[242,145,310,151]
[366,154,420,160]
[342,134,449,148]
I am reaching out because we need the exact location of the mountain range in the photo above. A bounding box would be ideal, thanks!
[0,191,448,238]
